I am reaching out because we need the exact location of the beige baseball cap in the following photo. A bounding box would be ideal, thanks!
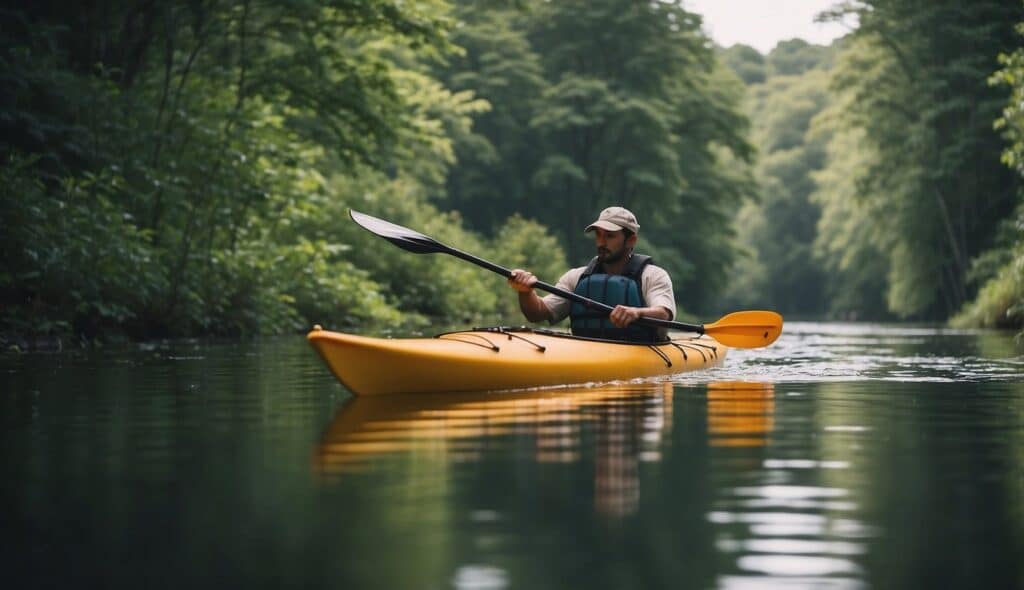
[584,206,640,234]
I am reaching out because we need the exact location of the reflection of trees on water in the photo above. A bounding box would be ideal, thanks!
[314,381,775,517]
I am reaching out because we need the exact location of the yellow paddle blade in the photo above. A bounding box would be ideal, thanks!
[703,311,783,349]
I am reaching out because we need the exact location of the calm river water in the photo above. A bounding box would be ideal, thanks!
[2,322,1022,589]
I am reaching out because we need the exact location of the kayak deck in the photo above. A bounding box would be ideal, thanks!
[308,326,726,396]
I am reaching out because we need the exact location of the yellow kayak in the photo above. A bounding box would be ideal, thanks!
[307,325,727,396]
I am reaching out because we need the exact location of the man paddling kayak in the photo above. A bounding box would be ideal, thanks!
[508,206,676,342]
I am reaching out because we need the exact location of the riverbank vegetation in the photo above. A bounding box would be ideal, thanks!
[723,1,1024,325]
[3,0,1024,344]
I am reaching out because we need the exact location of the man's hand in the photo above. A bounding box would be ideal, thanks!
[508,269,538,293]
[609,305,643,327]
[609,305,672,327]
[509,269,552,322]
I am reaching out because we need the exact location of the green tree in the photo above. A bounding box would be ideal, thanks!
[820,0,1024,318]
[953,22,1024,330]
[719,44,767,85]
[442,0,756,313]
[810,124,891,319]
[0,0,514,339]
[767,38,837,76]
[440,0,548,231]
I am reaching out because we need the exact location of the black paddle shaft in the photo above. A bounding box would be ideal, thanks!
[347,209,706,334]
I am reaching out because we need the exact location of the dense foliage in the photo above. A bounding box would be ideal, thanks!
[440,0,756,312]
[3,1,426,338]
[818,0,1024,320]
[952,22,1024,330]
[725,1,1024,325]
[5,0,1024,344]
[1,0,753,343]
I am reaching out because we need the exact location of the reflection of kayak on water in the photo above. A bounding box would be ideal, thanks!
[705,381,775,448]
[313,381,774,517]
[313,382,677,475]
[312,381,775,475]
[307,325,727,396]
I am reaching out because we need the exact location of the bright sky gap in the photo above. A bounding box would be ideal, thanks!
[684,0,850,53]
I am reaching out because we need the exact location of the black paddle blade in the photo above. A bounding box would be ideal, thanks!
[349,209,449,255]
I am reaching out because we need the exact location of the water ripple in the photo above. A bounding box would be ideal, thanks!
[670,321,1024,384]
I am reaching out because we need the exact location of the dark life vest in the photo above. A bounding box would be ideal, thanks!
[569,254,663,342]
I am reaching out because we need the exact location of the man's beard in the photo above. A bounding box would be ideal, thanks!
[597,245,629,264]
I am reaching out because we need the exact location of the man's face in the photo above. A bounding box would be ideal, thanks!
[594,228,631,263]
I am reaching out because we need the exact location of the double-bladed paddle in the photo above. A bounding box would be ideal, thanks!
[349,209,782,348]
